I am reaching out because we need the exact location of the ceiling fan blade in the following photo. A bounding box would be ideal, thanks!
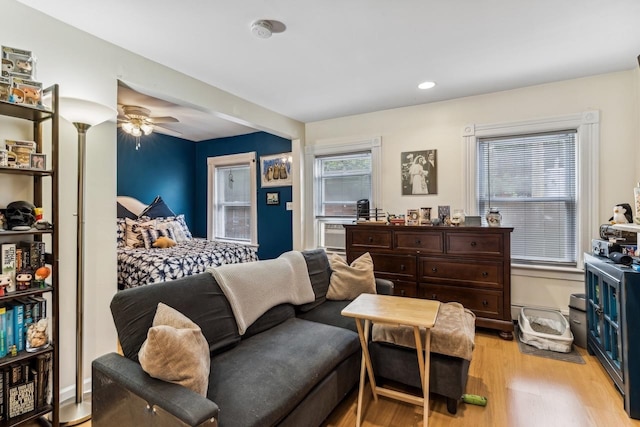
[150,116,179,124]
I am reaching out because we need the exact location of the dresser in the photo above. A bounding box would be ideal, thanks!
[344,224,514,340]
[584,253,640,419]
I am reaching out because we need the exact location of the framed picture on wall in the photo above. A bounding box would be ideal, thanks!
[260,152,292,187]
[401,149,437,195]
[266,191,280,205]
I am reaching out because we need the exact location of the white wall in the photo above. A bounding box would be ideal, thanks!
[306,70,638,316]
[2,0,304,402]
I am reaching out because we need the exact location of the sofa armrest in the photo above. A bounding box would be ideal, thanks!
[375,278,394,295]
[93,352,219,427]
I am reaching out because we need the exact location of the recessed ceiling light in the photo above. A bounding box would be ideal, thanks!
[418,81,436,90]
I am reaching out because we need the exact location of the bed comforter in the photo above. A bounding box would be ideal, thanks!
[117,238,258,289]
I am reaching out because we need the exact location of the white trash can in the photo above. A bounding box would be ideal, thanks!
[569,293,587,348]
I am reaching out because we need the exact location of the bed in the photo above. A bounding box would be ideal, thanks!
[116,195,258,289]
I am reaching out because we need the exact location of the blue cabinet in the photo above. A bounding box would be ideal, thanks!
[585,253,640,419]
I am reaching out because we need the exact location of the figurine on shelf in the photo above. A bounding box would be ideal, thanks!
[0,274,10,296]
[16,267,32,291]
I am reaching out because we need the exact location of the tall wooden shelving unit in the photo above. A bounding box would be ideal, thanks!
[0,85,59,426]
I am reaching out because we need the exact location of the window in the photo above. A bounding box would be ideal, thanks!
[477,131,577,265]
[304,137,381,250]
[464,111,599,269]
[315,152,372,217]
[207,152,257,245]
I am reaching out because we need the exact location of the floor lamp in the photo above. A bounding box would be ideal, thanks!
[58,97,115,426]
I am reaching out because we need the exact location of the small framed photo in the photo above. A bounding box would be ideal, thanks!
[406,209,420,226]
[266,191,280,205]
[30,153,45,170]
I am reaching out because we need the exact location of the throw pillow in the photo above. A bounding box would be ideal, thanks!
[156,219,189,243]
[125,217,156,248]
[117,201,138,219]
[326,252,376,300]
[138,303,210,396]
[116,218,126,248]
[141,226,177,249]
[140,195,176,219]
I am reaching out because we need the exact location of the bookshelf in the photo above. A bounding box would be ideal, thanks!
[0,85,59,426]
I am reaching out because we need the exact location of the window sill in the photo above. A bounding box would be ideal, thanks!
[512,262,583,282]
[213,238,259,249]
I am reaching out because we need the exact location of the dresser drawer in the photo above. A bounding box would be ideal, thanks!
[386,279,418,298]
[418,283,503,319]
[349,228,392,249]
[446,232,504,256]
[394,231,443,253]
[370,253,417,280]
[418,257,503,289]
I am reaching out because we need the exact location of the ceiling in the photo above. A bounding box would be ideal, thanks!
[18,0,640,140]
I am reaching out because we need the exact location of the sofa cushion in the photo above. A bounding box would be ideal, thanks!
[138,303,210,396]
[296,300,357,333]
[242,303,295,339]
[326,252,376,300]
[111,273,241,362]
[207,318,359,427]
[297,249,332,312]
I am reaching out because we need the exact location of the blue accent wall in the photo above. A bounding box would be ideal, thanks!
[195,132,292,260]
[117,130,292,260]
[117,131,196,228]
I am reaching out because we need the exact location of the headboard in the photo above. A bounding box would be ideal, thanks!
[117,196,148,217]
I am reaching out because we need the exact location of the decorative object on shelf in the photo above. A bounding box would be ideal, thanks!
[401,149,437,195]
[419,207,432,225]
[438,205,450,224]
[634,182,640,225]
[486,207,502,227]
[465,215,482,227]
[26,318,49,352]
[451,209,466,226]
[5,200,36,231]
[59,96,116,425]
[266,191,280,205]
[610,203,633,224]
[30,152,46,170]
[406,209,420,226]
[260,152,292,187]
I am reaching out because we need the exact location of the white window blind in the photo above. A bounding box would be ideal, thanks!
[315,152,372,218]
[477,130,577,266]
[214,164,251,241]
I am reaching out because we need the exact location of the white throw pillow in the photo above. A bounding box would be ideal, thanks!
[327,252,377,300]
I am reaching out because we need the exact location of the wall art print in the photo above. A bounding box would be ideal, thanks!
[261,152,292,188]
[401,149,437,195]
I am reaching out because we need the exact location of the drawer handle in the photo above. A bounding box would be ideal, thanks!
[431,293,438,299]
[415,239,421,245]
[470,241,477,247]
[482,300,488,306]
[368,236,373,243]
[400,290,406,297]
[431,267,438,273]
[481,271,488,277]
[400,264,406,271]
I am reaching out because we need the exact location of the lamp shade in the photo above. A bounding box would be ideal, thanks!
[59,97,116,127]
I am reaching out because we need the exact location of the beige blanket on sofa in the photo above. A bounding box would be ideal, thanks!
[371,302,476,361]
[208,251,315,335]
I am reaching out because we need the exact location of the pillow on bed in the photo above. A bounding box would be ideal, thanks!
[140,196,176,219]
[125,217,156,248]
[156,220,188,243]
[117,202,139,219]
[117,218,126,248]
[142,227,177,249]
[157,214,192,241]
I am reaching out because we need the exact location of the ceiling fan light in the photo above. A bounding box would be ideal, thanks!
[130,126,142,137]
[122,122,134,133]
[141,123,154,135]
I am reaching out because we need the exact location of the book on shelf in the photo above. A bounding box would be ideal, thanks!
[0,306,5,357]
[1,244,16,293]
[10,302,24,352]
[5,304,13,350]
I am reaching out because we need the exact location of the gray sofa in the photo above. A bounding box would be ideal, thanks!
[92,249,470,427]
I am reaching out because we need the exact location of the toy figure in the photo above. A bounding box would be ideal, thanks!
[10,87,24,104]
[22,86,40,105]
[0,274,10,296]
[16,269,32,290]
[15,58,32,75]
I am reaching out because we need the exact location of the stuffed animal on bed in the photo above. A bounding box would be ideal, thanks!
[152,236,176,248]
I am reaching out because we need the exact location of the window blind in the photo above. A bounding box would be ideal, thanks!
[477,130,577,266]
[315,152,372,217]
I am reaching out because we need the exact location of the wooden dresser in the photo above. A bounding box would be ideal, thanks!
[344,224,514,339]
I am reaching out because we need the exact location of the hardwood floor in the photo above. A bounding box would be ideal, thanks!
[38,330,640,427]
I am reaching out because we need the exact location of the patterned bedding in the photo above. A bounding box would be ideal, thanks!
[117,238,258,289]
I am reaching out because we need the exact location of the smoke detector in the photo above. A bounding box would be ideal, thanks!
[251,20,273,39]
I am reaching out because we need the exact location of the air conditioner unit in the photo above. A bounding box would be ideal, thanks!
[322,223,346,250]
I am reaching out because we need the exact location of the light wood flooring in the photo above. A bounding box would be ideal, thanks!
[35,329,640,427]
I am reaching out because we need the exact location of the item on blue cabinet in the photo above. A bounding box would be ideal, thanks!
[592,239,621,258]
[600,223,637,244]
[610,203,633,224]
[609,251,633,266]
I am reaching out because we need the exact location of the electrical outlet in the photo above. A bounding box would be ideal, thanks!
[286,202,293,211]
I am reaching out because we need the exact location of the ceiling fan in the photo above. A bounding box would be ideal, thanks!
[117,105,180,148]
